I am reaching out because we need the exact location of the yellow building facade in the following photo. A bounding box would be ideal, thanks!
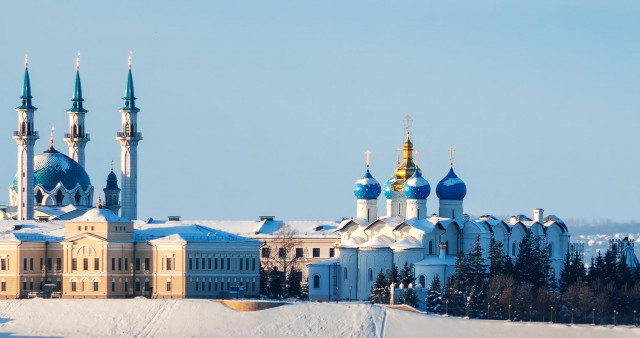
[0,206,261,299]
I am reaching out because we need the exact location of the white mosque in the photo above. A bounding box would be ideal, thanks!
[6,53,140,221]
[308,128,572,302]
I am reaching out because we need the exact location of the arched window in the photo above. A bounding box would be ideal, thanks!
[368,268,373,282]
[35,190,43,205]
[429,241,433,255]
[73,125,77,137]
[313,275,320,289]
[512,242,517,256]
[419,275,426,287]
[75,191,81,205]
[344,267,348,281]
[55,190,64,205]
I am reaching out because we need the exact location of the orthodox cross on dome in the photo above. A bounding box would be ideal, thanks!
[415,150,420,167]
[76,52,80,71]
[449,147,455,167]
[49,126,55,148]
[128,50,132,70]
[110,160,114,171]
[365,150,371,169]
[396,148,402,165]
[403,115,413,135]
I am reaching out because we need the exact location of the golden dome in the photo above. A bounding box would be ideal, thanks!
[392,132,418,191]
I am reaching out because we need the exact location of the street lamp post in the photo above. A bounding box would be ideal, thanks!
[529,306,532,323]
[445,299,449,317]
[425,297,428,314]
[634,309,637,327]
[466,296,471,319]
[508,304,512,322]
[487,303,491,320]
[614,310,617,326]
[571,307,574,325]
[550,306,554,323]
[592,307,596,326]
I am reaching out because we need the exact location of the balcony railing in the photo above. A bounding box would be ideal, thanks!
[116,132,142,138]
[63,133,90,139]
[12,131,39,137]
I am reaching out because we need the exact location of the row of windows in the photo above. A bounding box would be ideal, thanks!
[188,257,257,272]
[261,247,335,259]
[20,258,64,272]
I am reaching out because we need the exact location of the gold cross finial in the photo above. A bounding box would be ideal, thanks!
[128,50,132,70]
[449,147,455,167]
[24,51,28,69]
[403,115,413,135]
[396,148,402,165]
[76,52,80,72]
[415,150,420,167]
[50,126,55,148]
[364,150,371,169]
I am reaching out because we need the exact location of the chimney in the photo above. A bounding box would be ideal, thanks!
[533,208,544,223]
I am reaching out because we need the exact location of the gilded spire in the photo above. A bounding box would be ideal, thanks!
[391,129,418,191]
[69,53,87,113]
[49,126,55,149]
[122,51,139,111]
[365,150,371,169]
[17,52,36,110]
[449,147,455,167]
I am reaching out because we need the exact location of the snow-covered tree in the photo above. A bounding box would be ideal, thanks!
[370,269,389,304]
[426,275,443,313]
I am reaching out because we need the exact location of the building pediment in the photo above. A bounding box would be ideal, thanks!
[61,232,107,244]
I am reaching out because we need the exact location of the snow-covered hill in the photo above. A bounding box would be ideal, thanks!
[0,299,636,337]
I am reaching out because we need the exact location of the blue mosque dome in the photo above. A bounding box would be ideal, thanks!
[353,169,381,200]
[13,147,92,192]
[383,177,396,199]
[436,167,467,200]
[403,169,430,199]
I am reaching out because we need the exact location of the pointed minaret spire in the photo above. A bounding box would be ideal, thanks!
[117,51,142,220]
[64,52,90,167]
[13,53,39,220]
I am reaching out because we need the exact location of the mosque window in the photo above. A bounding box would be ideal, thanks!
[368,269,373,282]
[313,275,320,289]
[75,191,81,205]
[55,190,64,205]
[419,275,426,287]
[429,241,433,255]
[35,190,43,205]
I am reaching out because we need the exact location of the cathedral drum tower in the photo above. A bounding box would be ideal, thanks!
[116,52,142,220]
[13,55,39,220]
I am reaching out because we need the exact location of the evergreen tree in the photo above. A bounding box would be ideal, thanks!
[468,283,487,318]
[259,266,268,296]
[370,269,390,304]
[387,263,400,288]
[300,281,309,300]
[426,275,443,313]
[560,251,586,294]
[503,256,514,276]
[587,252,605,285]
[452,250,470,291]
[443,278,465,316]
[285,267,302,298]
[530,236,551,289]
[401,287,419,308]
[488,238,507,278]
[267,267,283,299]
[467,235,489,287]
[399,262,415,287]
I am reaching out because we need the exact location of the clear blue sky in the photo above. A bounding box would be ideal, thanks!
[0,1,638,222]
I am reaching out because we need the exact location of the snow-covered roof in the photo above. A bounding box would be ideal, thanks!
[399,218,437,233]
[413,255,456,266]
[338,236,367,248]
[308,258,339,266]
[389,236,422,250]
[135,222,259,243]
[72,208,130,223]
[359,235,394,248]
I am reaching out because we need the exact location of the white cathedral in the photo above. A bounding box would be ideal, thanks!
[308,130,571,302]
[6,53,140,221]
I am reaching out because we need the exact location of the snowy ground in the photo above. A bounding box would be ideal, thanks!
[0,299,636,337]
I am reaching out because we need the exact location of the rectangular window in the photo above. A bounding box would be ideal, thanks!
[220,258,224,270]
[56,281,61,291]
[30,258,33,270]
[23,258,27,271]
[239,258,243,270]
[313,248,320,258]
[246,258,249,271]
[201,258,205,270]
[208,258,212,269]
[135,281,140,292]
[23,281,27,291]
[47,258,52,271]
[56,258,61,271]
[94,258,100,271]
[296,248,304,258]
[195,282,199,291]
[135,258,140,271]
[261,247,270,258]
[252,258,256,271]
[166,281,172,292]
[39,258,44,270]
[118,258,122,271]
[111,281,115,292]
[195,258,199,270]
[93,282,99,292]
[214,258,218,270]
[72,259,77,271]
[278,248,286,258]
[71,282,77,292]
[227,282,230,291]
[189,258,193,270]
[111,258,116,271]
[144,258,150,271]
[329,248,335,258]
[144,281,150,291]
[1,259,6,270]
[124,258,129,271]
[208,282,212,291]
[227,258,230,270]
[166,258,172,270]
[1,282,5,292]
[124,281,129,293]
[214,282,218,291]
[83,258,88,270]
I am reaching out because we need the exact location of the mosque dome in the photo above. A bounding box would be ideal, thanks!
[436,167,467,200]
[353,169,381,200]
[383,177,396,199]
[403,169,430,199]
[12,147,92,192]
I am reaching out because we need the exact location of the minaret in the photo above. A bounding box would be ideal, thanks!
[116,52,142,220]
[13,54,39,220]
[103,162,121,215]
[63,53,90,167]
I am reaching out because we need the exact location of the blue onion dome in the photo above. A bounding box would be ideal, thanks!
[383,177,397,199]
[403,168,430,199]
[436,167,467,200]
[353,169,381,199]
[13,147,91,192]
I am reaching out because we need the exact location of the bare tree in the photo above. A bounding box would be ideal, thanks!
[262,224,303,283]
